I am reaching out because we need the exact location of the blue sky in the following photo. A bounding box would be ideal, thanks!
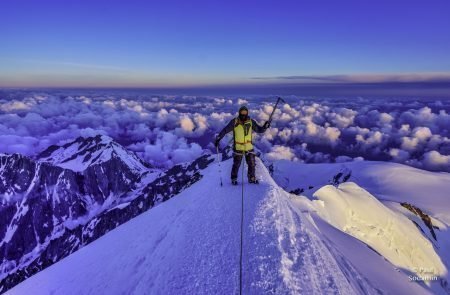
[1,0,450,88]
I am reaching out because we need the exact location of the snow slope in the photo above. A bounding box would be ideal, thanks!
[313,183,446,285]
[9,158,438,294]
[272,160,450,294]
[271,160,450,224]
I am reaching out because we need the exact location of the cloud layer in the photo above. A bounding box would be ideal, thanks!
[251,73,450,83]
[0,90,449,171]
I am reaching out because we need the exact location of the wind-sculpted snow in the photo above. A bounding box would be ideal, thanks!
[313,183,446,281]
[0,89,449,171]
[270,160,450,224]
[271,159,450,294]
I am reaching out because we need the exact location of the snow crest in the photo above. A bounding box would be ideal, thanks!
[313,182,447,280]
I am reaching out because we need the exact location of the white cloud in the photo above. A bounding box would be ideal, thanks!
[179,115,195,133]
[0,91,448,172]
[389,148,410,162]
[400,137,419,152]
[265,145,298,161]
[422,151,450,171]
[237,98,248,105]
[412,126,432,141]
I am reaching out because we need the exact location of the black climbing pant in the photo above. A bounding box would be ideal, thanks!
[231,152,256,181]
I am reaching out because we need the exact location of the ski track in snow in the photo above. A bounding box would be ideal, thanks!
[8,158,425,295]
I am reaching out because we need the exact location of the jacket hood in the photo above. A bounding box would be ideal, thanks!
[238,105,248,113]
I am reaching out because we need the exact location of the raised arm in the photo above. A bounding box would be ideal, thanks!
[251,119,269,133]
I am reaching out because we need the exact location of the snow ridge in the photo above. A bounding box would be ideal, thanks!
[9,157,445,294]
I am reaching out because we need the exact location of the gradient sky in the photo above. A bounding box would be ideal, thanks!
[1,0,450,88]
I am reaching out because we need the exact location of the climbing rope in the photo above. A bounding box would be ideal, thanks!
[239,151,245,295]
[216,146,223,186]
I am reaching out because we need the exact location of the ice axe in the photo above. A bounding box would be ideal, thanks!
[267,97,286,124]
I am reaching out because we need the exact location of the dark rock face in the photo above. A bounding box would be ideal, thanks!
[330,168,352,187]
[0,154,36,197]
[287,166,352,197]
[289,188,304,195]
[401,202,438,241]
[0,136,214,293]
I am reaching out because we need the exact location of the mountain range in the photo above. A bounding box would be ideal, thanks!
[1,135,450,294]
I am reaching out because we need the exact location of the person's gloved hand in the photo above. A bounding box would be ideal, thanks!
[214,136,220,147]
[263,121,271,129]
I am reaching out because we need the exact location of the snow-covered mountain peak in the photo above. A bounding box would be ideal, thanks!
[0,140,213,293]
[7,157,450,294]
[38,135,150,173]
[3,142,450,294]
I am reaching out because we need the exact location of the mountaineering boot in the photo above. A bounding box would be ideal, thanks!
[232,179,238,185]
[249,177,259,184]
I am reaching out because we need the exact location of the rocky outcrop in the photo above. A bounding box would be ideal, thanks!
[401,202,439,240]
[0,136,214,293]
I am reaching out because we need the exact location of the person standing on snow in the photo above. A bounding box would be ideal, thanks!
[214,105,270,185]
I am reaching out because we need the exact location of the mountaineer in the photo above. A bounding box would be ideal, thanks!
[214,105,270,185]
